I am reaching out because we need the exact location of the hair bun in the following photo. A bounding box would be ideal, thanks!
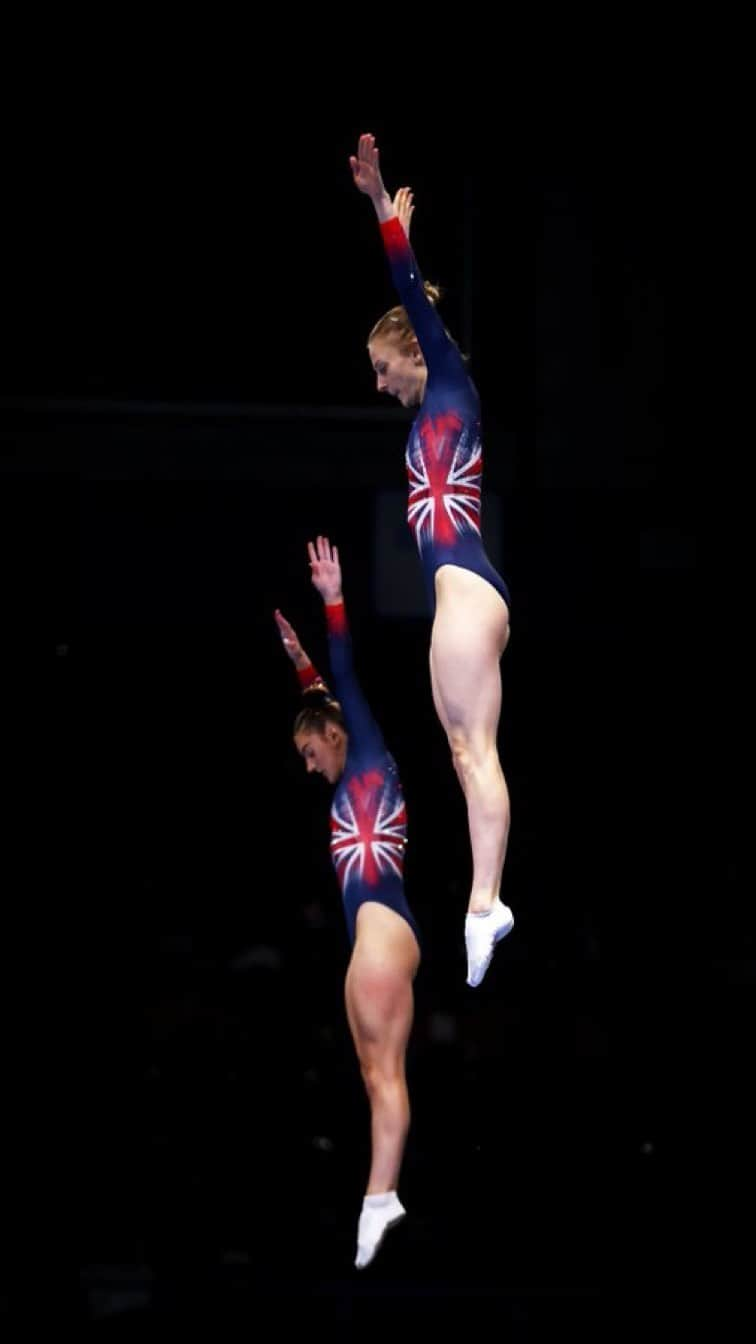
[302,684,341,711]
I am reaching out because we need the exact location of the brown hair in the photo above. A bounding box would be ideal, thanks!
[293,690,345,739]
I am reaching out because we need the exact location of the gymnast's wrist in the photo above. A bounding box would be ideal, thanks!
[373,191,394,222]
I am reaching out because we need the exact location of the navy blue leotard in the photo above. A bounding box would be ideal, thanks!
[299,600,421,951]
[379,216,511,616]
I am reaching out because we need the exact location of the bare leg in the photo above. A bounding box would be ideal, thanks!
[430,565,511,914]
[344,902,420,1193]
[345,901,419,1267]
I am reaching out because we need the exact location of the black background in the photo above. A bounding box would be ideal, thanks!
[3,64,728,1336]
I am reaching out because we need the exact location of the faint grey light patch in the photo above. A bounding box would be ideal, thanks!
[639,527,696,570]
[428,1010,459,1045]
[302,900,327,929]
[81,1264,154,1320]
[220,1249,252,1265]
[229,944,283,972]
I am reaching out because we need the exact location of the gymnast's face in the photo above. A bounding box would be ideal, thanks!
[294,724,347,785]
[369,337,427,409]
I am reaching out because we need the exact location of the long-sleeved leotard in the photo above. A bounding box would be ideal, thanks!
[299,601,421,951]
[379,216,511,616]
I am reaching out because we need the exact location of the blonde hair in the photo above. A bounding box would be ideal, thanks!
[368,283,443,352]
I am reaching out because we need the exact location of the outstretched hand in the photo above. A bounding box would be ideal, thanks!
[308,536,342,604]
[393,186,414,240]
[349,132,388,201]
[274,609,308,668]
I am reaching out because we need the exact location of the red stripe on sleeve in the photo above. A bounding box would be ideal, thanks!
[325,601,347,636]
[380,216,409,262]
[297,663,324,691]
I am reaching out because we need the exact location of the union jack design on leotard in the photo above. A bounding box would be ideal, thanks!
[297,599,419,948]
[330,769,407,890]
[378,216,511,615]
[407,413,482,548]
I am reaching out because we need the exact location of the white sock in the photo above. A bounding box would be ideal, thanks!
[354,1191,406,1269]
[465,898,514,987]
